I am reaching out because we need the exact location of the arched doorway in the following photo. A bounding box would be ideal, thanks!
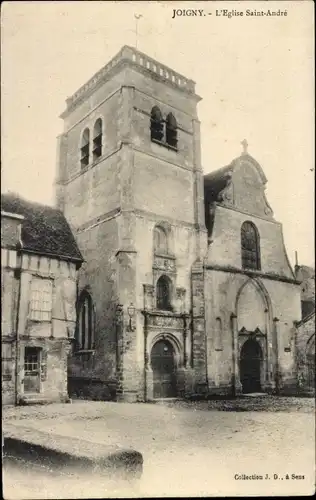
[240,338,262,394]
[151,339,177,398]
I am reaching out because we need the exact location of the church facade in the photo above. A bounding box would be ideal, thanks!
[55,46,302,402]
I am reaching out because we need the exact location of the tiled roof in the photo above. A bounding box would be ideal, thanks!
[1,192,83,263]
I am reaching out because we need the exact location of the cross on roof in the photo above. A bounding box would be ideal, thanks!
[241,139,248,155]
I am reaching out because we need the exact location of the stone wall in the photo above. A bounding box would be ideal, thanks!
[296,313,315,394]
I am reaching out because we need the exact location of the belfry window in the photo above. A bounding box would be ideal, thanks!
[93,118,103,160]
[154,226,168,254]
[150,106,164,142]
[75,291,95,350]
[80,128,90,168]
[166,113,178,148]
[156,275,172,311]
[241,221,261,271]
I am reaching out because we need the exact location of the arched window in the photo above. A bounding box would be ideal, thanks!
[93,118,103,160]
[241,221,261,270]
[156,275,172,311]
[166,113,178,148]
[80,128,90,168]
[75,291,95,350]
[150,106,164,142]
[154,225,168,254]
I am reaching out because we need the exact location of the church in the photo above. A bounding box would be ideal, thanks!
[2,45,303,405]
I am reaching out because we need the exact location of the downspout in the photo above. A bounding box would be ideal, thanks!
[203,264,209,394]
[14,247,23,406]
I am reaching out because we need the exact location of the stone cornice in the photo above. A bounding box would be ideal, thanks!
[205,263,300,285]
[62,46,200,118]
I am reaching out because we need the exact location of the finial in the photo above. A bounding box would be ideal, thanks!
[134,14,143,49]
[241,139,248,155]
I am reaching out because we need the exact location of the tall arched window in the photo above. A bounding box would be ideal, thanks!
[154,225,168,254]
[156,275,172,311]
[93,118,103,160]
[166,113,178,148]
[80,128,90,168]
[241,221,261,270]
[75,291,95,350]
[150,106,164,142]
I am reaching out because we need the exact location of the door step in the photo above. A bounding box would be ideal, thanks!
[242,392,268,397]
[19,395,51,406]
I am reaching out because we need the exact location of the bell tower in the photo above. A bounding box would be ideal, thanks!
[55,46,207,402]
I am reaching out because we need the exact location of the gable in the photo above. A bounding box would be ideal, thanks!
[228,156,274,218]
[204,154,274,221]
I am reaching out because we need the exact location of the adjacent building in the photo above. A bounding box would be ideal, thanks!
[294,264,315,393]
[1,194,82,405]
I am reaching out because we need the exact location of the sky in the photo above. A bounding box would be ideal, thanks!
[1,1,314,267]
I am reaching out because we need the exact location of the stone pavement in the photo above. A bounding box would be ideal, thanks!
[2,397,316,498]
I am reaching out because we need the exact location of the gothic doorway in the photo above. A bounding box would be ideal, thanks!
[151,339,177,398]
[240,338,262,394]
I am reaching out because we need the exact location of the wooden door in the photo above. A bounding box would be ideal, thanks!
[24,347,41,393]
[240,338,262,394]
[151,340,177,398]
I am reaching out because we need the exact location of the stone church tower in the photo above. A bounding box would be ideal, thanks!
[55,46,207,401]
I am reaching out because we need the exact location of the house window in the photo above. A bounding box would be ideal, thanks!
[29,278,53,321]
[166,113,178,148]
[93,118,103,161]
[24,347,40,373]
[154,226,168,254]
[80,128,90,168]
[150,106,164,142]
[156,275,172,311]
[76,291,95,350]
[241,221,261,270]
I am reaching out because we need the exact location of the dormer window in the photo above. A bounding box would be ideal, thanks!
[80,128,90,168]
[93,118,103,161]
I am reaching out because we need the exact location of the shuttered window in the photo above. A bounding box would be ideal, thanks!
[29,278,53,321]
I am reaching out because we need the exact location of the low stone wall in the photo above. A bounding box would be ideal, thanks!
[67,376,117,401]
[3,422,143,480]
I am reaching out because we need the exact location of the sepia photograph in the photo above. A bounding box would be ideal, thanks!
[1,1,315,498]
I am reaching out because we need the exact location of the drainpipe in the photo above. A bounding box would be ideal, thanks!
[14,249,23,406]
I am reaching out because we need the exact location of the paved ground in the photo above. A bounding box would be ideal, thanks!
[3,397,315,498]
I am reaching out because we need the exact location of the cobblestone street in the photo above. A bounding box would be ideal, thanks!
[3,397,315,498]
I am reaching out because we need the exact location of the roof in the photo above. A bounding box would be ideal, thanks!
[204,164,233,203]
[204,153,268,203]
[1,192,83,263]
[295,265,315,280]
[296,310,315,327]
